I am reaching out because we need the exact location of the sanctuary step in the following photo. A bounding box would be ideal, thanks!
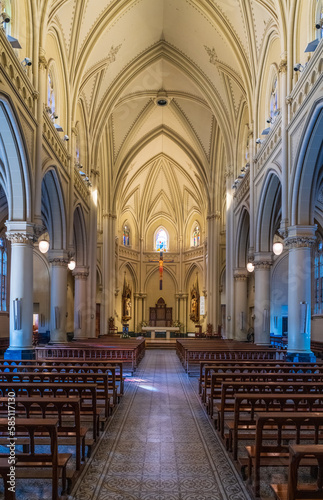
[145,339,177,349]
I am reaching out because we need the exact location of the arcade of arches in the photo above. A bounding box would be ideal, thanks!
[0,0,322,360]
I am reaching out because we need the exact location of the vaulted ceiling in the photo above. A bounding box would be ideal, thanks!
[47,0,279,223]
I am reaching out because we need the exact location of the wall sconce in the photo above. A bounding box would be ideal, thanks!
[247,262,254,272]
[227,316,231,321]
[38,234,50,254]
[68,258,76,271]
[273,241,283,255]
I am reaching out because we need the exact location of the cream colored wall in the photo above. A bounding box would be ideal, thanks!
[257,37,281,139]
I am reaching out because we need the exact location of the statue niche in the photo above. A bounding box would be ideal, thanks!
[190,275,200,323]
[122,273,132,321]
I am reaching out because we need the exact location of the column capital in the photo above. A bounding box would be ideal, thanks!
[285,225,317,249]
[207,211,220,221]
[72,266,89,279]
[5,221,35,245]
[253,252,272,269]
[49,257,69,267]
[234,269,248,281]
[254,260,272,270]
[102,211,116,219]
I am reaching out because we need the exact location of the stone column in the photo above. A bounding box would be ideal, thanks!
[179,294,188,332]
[87,169,99,338]
[285,225,316,360]
[225,168,234,338]
[102,212,116,336]
[253,254,272,345]
[234,270,248,341]
[49,256,68,343]
[34,49,47,227]
[207,212,220,330]
[279,57,289,236]
[5,223,35,359]
[73,267,89,339]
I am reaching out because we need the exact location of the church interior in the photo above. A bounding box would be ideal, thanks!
[0,0,323,499]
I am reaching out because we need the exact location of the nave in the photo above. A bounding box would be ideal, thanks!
[69,350,251,500]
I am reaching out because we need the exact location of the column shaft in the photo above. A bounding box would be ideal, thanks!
[285,225,316,356]
[50,259,68,343]
[6,229,34,357]
[254,256,272,345]
[234,271,248,341]
[73,268,89,339]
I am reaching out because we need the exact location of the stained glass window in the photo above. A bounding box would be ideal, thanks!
[156,229,167,251]
[0,238,7,312]
[270,76,278,119]
[123,225,130,246]
[47,70,55,115]
[193,226,200,247]
[314,238,323,314]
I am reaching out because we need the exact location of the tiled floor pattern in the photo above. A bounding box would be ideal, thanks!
[70,350,252,500]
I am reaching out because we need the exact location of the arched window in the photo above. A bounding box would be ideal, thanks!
[193,225,200,247]
[270,75,278,119]
[0,237,8,312]
[123,225,130,246]
[1,1,11,35]
[314,237,323,314]
[316,2,323,40]
[47,68,56,116]
[156,228,168,251]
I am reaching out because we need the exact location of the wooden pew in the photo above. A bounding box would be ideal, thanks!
[0,382,98,440]
[211,381,323,438]
[35,338,145,374]
[208,372,323,422]
[0,363,118,408]
[226,393,323,461]
[199,361,323,402]
[3,359,124,398]
[0,396,86,470]
[271,444,323,500]
[0,418,71,500]
[0,371,111,421]
[198,360,323,398]
[246,412,323,497]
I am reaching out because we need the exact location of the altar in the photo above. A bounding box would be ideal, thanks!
[141,326,180,340]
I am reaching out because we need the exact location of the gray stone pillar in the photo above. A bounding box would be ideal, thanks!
[5,223,34,359]
[254,254,272,345]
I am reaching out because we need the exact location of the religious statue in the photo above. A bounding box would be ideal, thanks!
[190,274,200,323]
[122,272,132,321]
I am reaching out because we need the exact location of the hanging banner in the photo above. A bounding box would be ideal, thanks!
[159,250,163,290]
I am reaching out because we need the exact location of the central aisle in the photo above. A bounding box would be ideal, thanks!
[71,350,252,500]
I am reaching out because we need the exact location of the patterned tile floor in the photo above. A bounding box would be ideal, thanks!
[70,350,252,500]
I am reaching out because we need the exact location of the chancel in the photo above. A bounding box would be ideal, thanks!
[0,0,323,499]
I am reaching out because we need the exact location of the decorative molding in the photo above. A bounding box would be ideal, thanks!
[254,261,272,270]
[234,272,247,281]
[234,169,250,204]
[284,236,316,249]
[206,212,220,220]
[278,59,287,74]
[49,257,69,267]
[102,211,117,219]
[5,232,34,245]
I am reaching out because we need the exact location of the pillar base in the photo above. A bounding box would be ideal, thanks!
[4,348,35,361]
[286,351,316,363]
